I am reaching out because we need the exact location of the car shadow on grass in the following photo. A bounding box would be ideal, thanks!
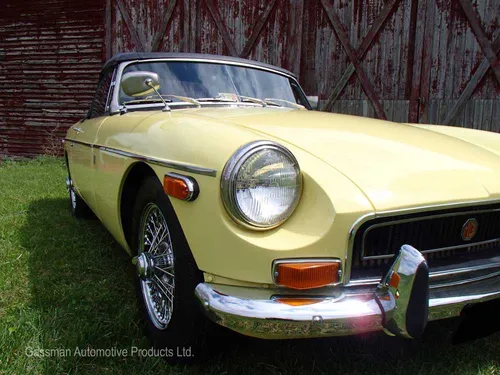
[21,197,147,373]
[22,198,500,374]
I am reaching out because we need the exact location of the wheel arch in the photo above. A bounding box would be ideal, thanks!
[120,161,202,274]
[64,150,71,177]
[120,162,159,250]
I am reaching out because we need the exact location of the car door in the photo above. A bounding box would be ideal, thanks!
[68,67,115,212]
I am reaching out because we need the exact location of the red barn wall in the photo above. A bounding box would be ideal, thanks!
[1,0,500,157]
[0,0,105,157]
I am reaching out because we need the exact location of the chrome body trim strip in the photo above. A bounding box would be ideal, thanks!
[195,272,500,339]
[64,138,217,177]
[431,262,500,277]
[99,146,217,177]
[348,262,500,289]
[429,269,500,289]
[65,138,89,148]
[362,238,500,261]
[345,198,500,285]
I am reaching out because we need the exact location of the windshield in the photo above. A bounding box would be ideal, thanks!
[119,61,307,108]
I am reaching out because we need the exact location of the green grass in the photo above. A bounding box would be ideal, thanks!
[0,156,499,375]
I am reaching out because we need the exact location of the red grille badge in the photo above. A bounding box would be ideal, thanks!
[461,218,478,241]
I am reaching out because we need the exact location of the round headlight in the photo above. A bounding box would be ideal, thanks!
[221,141,302,229]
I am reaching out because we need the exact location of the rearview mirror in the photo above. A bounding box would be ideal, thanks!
[306,95,319,110]
[121,71,160,97]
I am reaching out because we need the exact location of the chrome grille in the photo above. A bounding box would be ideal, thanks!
[350,204,500,281]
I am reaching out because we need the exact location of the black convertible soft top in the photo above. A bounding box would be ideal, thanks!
[102,52,296,78]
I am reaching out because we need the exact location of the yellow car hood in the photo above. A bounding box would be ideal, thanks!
[191,107,500,211]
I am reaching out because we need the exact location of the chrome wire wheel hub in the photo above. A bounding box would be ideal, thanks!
[132,252,155,280]
[133,203,175,330]
[70,189,77,210]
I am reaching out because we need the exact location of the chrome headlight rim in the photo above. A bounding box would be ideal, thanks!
[221,140,303,230]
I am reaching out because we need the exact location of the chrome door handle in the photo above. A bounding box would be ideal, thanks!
[73,127,84,134]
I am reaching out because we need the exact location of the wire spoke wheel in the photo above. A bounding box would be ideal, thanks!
[70,188,77,210]
[133,203,175,330]
[130,177,207,363]
[66,177,92,219]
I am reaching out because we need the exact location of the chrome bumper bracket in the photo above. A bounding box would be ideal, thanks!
[375,245,429,339]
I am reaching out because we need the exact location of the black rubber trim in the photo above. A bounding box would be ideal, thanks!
[102,52,296,78]
[406,261,430,338]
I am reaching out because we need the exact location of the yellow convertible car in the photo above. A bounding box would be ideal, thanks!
[65,52,500,358]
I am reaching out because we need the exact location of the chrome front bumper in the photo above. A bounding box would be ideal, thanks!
[195,247,500,339]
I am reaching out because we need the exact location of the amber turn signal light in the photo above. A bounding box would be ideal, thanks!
[274,261,340,290]
[275,298,322,306]
[163,173,198,201]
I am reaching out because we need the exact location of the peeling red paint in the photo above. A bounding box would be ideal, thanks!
[2,0,500,157]
[0,0,104,157]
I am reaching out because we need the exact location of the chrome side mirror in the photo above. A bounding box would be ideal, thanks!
[306,95,319,110]
[376,245,429,339]
[121,71,161,97]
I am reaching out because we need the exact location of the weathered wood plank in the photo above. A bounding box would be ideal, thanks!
[287,0,304,77]
[417,0,435,123]
[151,0,177,52]
[115,0,145,50]
[322,0,400,112]
[458,0,500,85]
[182,0,189,51]
[105,0,112,59]
[320,0,387,120]
[443,33,500,124]
[0,0,105,157]
[194,0,201,52]
[492,100,500,132]
[239,0,277,58]
[203,0,238,56]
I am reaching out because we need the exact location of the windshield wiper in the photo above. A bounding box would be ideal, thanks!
[196,98,237,103]
[238,96,304,109]
[196,93,238,103]
[201,93,271,107]
[165,95,201,107]
[122,94,201,113]
[124,98,173,105]
[120,98,168,114]
[196,94,271,107]
[264,98,306,110]
[239,95,269,107]
[199,93,277,107]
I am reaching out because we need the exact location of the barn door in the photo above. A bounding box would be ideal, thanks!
[107,0,500,129]
[108,0,187,56]
[298,0,500,128]
[413,0,500,130]
[107,0,304,75]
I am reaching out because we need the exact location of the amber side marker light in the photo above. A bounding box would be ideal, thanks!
[274,261,340,290]
[163,173,199,201]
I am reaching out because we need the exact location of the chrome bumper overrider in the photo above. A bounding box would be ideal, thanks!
[195,246,500,339]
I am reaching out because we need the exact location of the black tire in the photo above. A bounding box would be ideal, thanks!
[68,179,93,219]
[131,176,208,364]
